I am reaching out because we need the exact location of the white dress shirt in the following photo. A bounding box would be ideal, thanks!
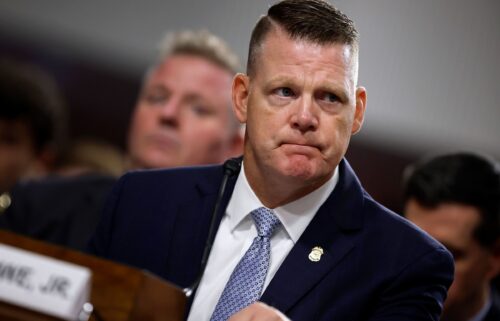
[187,163,339,321]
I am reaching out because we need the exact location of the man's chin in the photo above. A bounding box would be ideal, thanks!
[279,157,320,180]
[140,153,178,170]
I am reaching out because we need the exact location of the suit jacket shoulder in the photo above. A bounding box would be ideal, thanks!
[0,173,116,251]
[88,164,232,287]
[260,159,453,320]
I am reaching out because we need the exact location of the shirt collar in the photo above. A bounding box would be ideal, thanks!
[226,162,339,243]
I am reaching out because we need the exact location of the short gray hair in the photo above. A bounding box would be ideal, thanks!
[157,29,241,74]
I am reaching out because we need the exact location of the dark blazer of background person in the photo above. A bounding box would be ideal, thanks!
[0,173,116,251]
[485,289,500,321]
[89,159,453,321]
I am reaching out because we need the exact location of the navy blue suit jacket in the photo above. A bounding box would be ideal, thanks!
[89,159,454,320]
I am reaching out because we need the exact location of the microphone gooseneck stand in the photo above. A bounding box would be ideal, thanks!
[183,157,242,297]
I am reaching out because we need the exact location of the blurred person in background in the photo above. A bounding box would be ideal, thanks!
[0,58,67,210]
[404,152,500,321]
[0,30,243,250]
[127,30,243,169]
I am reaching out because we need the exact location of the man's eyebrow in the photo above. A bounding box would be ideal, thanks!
[141,84,168,94]
[317,84,350,103]
[266,75,352,103]
[265,75,295,87]
[184,92,216,107]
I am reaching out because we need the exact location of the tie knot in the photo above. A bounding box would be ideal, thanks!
[251,207,281,238]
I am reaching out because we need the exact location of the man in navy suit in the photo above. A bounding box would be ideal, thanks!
[89,0,454,320]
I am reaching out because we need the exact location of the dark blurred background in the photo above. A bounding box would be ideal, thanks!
[1,0,499,212]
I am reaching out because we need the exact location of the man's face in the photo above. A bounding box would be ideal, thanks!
[233,28,366,195]
[0,119,37,192]
[406,199,498,317]
[127,54,237,169]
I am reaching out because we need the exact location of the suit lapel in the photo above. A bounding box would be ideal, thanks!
[165,163,240,288]
[261,159,366,313]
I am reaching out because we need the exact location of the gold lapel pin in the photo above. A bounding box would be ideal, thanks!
[308,246,324,262]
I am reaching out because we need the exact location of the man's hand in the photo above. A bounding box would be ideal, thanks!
[228,302,291,321]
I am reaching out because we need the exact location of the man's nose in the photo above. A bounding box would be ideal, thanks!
[158,98,181,125]
[290,96,319,132]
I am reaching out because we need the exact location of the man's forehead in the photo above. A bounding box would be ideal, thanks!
[255,28,358,78]
[408,201,481,238]
[143,55,232,108]
[147,55,232,89]
[254,34,357,90]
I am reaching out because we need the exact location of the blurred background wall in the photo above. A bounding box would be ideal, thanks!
[1,0,498,212]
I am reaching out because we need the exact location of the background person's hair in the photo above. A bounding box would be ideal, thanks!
[0,58,68,162]
[247,0,359,76]
[403,152,500,248]
[156,29,240,75]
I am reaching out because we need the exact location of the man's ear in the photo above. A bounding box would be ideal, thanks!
[232,73,250,123]
[351,86,366,135]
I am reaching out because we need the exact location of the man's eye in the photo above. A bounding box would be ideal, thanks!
[275,87,294,97]
[321,92,339,103]
[144,93,167,105]
[190,104,214,117]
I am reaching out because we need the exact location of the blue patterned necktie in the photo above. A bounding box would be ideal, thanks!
[210,207,282,321]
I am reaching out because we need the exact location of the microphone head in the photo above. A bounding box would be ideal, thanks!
[223,157,242,177]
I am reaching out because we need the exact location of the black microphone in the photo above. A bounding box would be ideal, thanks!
[183,157,242,297]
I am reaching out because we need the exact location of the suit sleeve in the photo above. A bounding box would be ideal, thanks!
[86,173,129,257]
[368,247,454,321]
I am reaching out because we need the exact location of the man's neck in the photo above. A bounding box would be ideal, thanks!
[442,286,491,321]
